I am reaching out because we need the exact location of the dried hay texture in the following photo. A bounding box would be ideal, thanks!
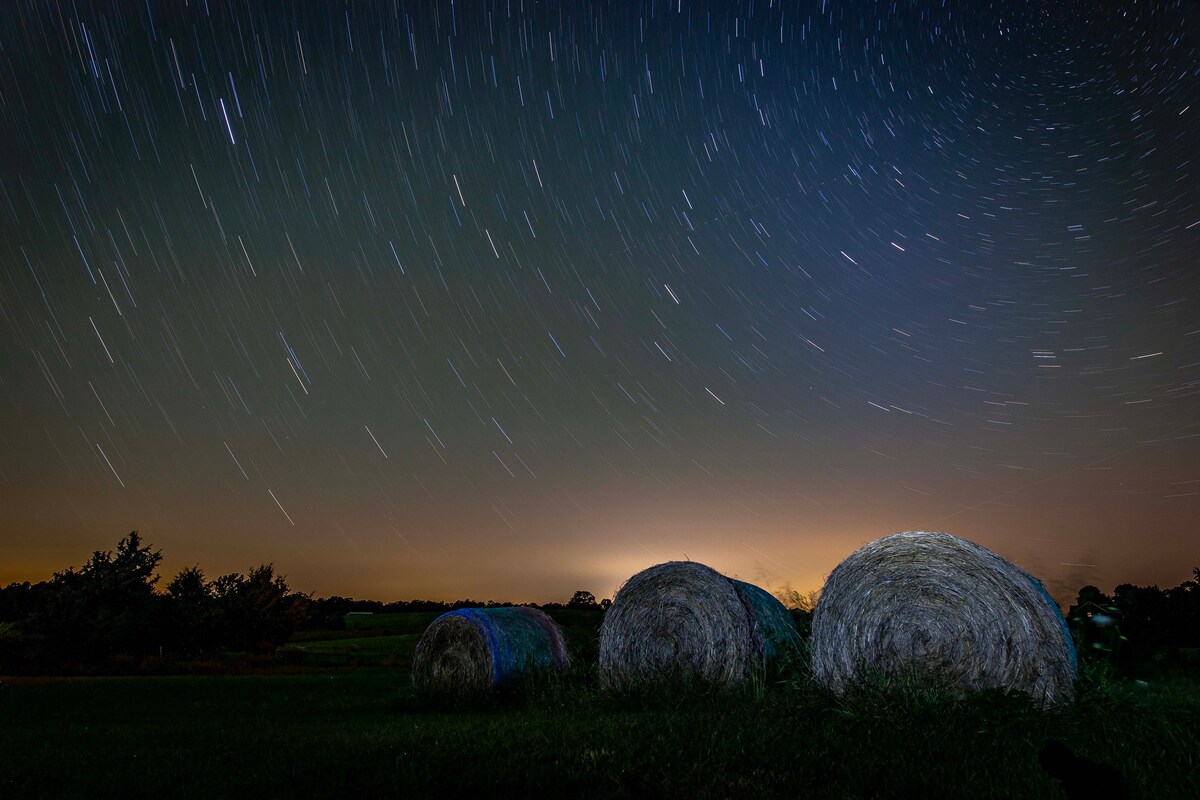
[810,531,1077,706]
[600,561,799,686]
[411,606,569,694]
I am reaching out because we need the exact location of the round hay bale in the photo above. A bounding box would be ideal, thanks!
[730,579,803,666]
[599,561,799,686]
[810,531,1077,705]
[411,606,569,694]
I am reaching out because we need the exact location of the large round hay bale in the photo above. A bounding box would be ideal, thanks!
[411,606,569,694]
[599,561,799,686]
[810,531,1077,705]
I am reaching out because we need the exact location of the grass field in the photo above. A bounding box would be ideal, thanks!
[1,610,1197,798]
[342,611,445,633]
[287,634,421,666]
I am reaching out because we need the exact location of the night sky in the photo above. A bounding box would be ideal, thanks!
[2,1,1198,604]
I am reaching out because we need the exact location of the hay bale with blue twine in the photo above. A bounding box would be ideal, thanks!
[810,530,1077,706]
[730,578,804,669]
[412,606,570,695]
[599,561,800,687]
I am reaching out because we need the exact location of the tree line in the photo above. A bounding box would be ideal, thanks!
[0,532,310,671]
[0,531,611,673]
[1071,575,1200,662]
[0,531,1196,674]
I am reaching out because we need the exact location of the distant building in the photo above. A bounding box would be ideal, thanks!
[1068,601,1120,626]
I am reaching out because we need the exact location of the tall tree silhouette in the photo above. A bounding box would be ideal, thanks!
[166,565,215,656]
[31,531,164,661]
[212,565,309,652]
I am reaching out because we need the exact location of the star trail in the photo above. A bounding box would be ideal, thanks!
[1,1,1198,602]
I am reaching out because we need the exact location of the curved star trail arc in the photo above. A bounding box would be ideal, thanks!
[0,1,1197,602]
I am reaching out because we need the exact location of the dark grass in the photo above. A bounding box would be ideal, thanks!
[2,658,1198,799]
[2,611,1195,797]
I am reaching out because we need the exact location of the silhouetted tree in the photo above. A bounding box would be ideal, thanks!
[166,566,215,656]
[1099,569,1200,656]
[211,565,309,653]
[1112,582,1169,650]
[1074,585,1112,609]
[1164,572,1200,648]
[0,581,52,671]
[0,581,43,623]
[568,590,597,608]
[27,531,165,663]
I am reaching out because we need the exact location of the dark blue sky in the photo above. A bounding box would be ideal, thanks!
[1,1,1197,602]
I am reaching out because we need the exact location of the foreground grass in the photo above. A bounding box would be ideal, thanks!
[1,666,1197,799]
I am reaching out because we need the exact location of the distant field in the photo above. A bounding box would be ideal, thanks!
[334,607,603,632]
[286,607,603,668]
[283,610,443,668]
[342,611,443,632]
[288,634,420,667]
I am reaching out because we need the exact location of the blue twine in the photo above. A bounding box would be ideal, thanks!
[730,579,800,663]
[1026,574,1078,672]
[436,607,567,687]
